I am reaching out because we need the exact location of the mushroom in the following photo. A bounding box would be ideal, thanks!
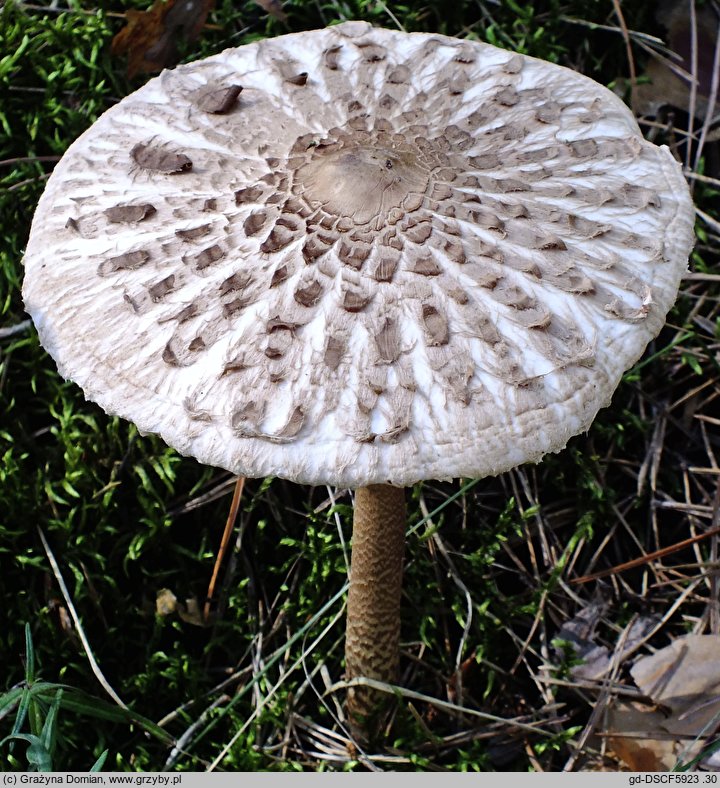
[22,22,694,738]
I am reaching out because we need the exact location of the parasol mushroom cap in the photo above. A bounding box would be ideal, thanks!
[23,22,695,487]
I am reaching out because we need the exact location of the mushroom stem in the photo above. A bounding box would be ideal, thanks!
[345,483,406,738]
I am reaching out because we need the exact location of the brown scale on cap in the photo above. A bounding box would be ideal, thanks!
[194,84,243,114]
[130,143,192,174]
[105,204,157,223]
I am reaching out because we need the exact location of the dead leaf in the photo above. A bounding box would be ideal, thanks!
[631,634,720,737]
[605,635,720,771]
[47,595,81,647]
[447,650,479,704]
[176,595,206,626]
[554,599,609,679]
[553,600,657,680]
[565,624,720,770]
[254,0,287,23]
[155,588,208,626]
[605,695,711,772]
[112,0,215,78]
[635,0,720,124]
[156,587,177,616]
[606,701,682,771]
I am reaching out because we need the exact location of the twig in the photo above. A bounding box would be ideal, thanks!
[685,272,720,282]
[164,694,230,770]
[6,173,50,191]
[0,155,61,167]
[326,485,350,573]
[0,320,31,340]
[685,170,720,187]
[558,16,668,50]
[375,0,405,31]
[695,207,720,235]
[418,493,473,682]
[156,664,254,728]
[166,473,236,517]
[328,677,558,738]
[563,617,634,770]
[208,605,346,771]
[617,578,705,664]
[612,0,638,114]
[687,0,699,172]
[692,12,720,176]
[572,524,720,584]
[36,526,127,709]
[706,481,720,634]
[203,475,245,622]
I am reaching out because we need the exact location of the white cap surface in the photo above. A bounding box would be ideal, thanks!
[23,22,695,487]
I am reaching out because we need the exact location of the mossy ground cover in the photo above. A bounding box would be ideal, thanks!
[1,0,717,772]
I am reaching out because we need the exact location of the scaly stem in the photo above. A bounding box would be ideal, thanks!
[345,483,407,740]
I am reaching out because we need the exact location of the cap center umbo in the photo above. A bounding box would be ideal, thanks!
[294,144,430,227]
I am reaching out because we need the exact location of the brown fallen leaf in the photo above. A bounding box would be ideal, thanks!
[631,634,720,738]
[176,596,206,627]
[112,0,215,78]
[606,700,712,772]
[635,0,720,125]
[606,701,682,771]
[447,649,479,705]
[47,595,81,648]
[155,587,207,626]
[155,587,178,616]
[605,634,720,771]
[553,599,657,681]
[254,0,287,23]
